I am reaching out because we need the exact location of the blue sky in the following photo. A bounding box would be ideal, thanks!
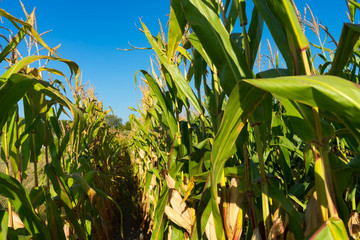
[0,0,351,121]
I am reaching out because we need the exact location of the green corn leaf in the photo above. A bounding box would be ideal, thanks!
[330,23,360,76]
[306,217,348,239]
[0,10,32,63]
[187,33,213,71]
[38,67,70,86]
[268,183,303,240]
[0,74,34,128]
[0,8,57,56]
[33,77,84,148]
[151,184,169,240]
[180,0,252,96]
[210,81,267,238]
[1,107,19,175]
[211,81,267,188]
[349,0,359,22]
[167,0,187,60]
[278,146,292,187]
[256,68,289,78]
[266,0,309,50]
[45,164,86,240]
[280,98,335,143]
[245,75,360,142]
[1,55,79,83]
[0,172,50,240]
[141,21,203,114]
[0,209,9,240]
[193,50,206,91]
[248,7,264,68]
[224,0,239,33]
[29,187,46,209]
[140,70,178,139]
[45,193,66,240]
[252,0,294,73]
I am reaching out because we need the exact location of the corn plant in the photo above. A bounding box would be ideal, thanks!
[0,7,125,239]
[130,0,360,239]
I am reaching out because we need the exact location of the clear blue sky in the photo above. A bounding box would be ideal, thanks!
[0,0,351,121]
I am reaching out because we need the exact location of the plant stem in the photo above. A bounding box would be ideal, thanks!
[43,120,50,188]
[15,109,22,182]
[32,133,38,188]
[312,107,338,220]
[301,49,311,75]
[243,142,256,230]
[3,130,13,228]
[213,66,221,133]
[254,126,270,236]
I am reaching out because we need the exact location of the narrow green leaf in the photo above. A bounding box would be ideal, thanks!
[45,193,65,240]
[151,184,169,240]
[0,8,58,56]
[0,10,32,63]
[0,209,8,240]
[329,23,360,76]
[141,21,203,114]
[266,0,309,50]
[349,0,359,22]
[210,81,267,238]
[181,0,252,95]
[268,183,303,239]
[140,70,178,139]
[0,172,50,240]
[252,0,293,73]
[167,0,187,59]
[248,6,264,68]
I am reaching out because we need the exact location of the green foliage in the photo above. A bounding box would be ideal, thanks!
[130,0,360,239]
[0,7,127,239]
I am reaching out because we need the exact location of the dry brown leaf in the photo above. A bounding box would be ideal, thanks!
[226,178,245,239]
[165,206,192,233]
[251,227,262,240]
[164,173,194,233]
[8,211,24,230]
[205,212,217,240]
[139,149,145,159]
[268,207,285,240]
[348,211,360,239]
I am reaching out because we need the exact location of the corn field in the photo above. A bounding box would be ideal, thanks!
[2,0,360,239]
[0,6,129,240]
[129,0,360,239]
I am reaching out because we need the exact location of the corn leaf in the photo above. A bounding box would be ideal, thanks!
[140,70,178,139]
[180,0,252,96]
[0,8,57,56]
[307,217,348,239]
[0,209,8,240]
[141,21,203,114]
[252,0,294,73]
[151,185,169,240]
[45,193,65,240]
[45,164,86,240]
[210,81,267,238]
[167,0,187,60]
[330,23,360,76]
[245,76,360,142]
[248,7,264,68]
[0,10,32,63]
[0,172,50,240]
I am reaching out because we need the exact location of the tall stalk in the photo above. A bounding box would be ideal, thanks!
[254,125,270,236]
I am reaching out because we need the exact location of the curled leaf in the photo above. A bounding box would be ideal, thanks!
[348,211,360,239]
